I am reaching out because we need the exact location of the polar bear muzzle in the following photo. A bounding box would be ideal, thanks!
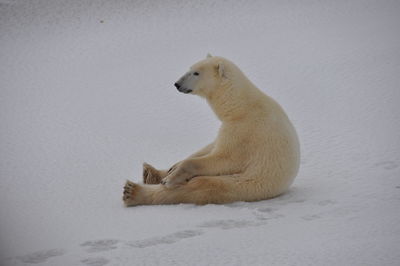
[174,70,199,94]
[174,82,192,94]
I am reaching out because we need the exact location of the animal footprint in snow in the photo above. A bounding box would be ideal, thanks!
[80,239,120,253]
[17,249,65,264]
[197,219,259,229]
[318,200,336,206]
[126,230,203,248]
[81,257,110,266]
[374,161,399,170]
[302,214,321,221]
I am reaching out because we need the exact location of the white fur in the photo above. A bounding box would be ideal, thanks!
[123,56,300,206]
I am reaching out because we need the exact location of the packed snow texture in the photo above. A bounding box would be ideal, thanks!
[1,0,400,265]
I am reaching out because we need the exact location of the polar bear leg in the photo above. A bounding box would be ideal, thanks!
[124,175,263,206]
[187,142,215,158]
[142,142,215,184]
[161,154,240,187]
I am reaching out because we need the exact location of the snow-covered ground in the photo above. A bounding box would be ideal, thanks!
[1,0,399,265]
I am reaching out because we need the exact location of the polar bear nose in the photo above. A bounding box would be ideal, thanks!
[174,83,181,89]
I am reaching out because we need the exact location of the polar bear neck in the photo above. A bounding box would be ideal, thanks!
[206,73,267,122]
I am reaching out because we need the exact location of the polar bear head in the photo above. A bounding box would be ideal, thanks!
[174,55,264,121]
[174,54,229,98]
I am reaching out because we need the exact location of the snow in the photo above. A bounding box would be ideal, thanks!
[1,0,399,265]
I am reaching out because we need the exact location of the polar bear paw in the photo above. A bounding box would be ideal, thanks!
[142,163,163,184]
[161,161,194,187]
[123,180,140,206]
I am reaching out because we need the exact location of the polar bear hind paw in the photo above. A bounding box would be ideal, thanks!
[142,163,163,184]
[123,180,140,206]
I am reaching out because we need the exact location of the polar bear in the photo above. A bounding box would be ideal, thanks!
[123,55,300,206]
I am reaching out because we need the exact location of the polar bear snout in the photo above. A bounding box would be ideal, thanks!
[175,82,192,94]
[178,87,193,94]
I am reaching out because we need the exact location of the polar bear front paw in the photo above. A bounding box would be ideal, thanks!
[161,160,194,187]
[161,172,191,187]
[160,176,183,187]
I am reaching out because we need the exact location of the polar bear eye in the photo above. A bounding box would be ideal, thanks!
[193,72,199,76]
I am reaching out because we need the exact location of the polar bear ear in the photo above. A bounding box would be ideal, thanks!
[206,53,213,58]
[217,63,225,78]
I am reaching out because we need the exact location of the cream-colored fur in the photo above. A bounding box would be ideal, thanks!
[123,55,300,206]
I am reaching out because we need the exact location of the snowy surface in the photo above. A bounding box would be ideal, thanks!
[1,0,400,265]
